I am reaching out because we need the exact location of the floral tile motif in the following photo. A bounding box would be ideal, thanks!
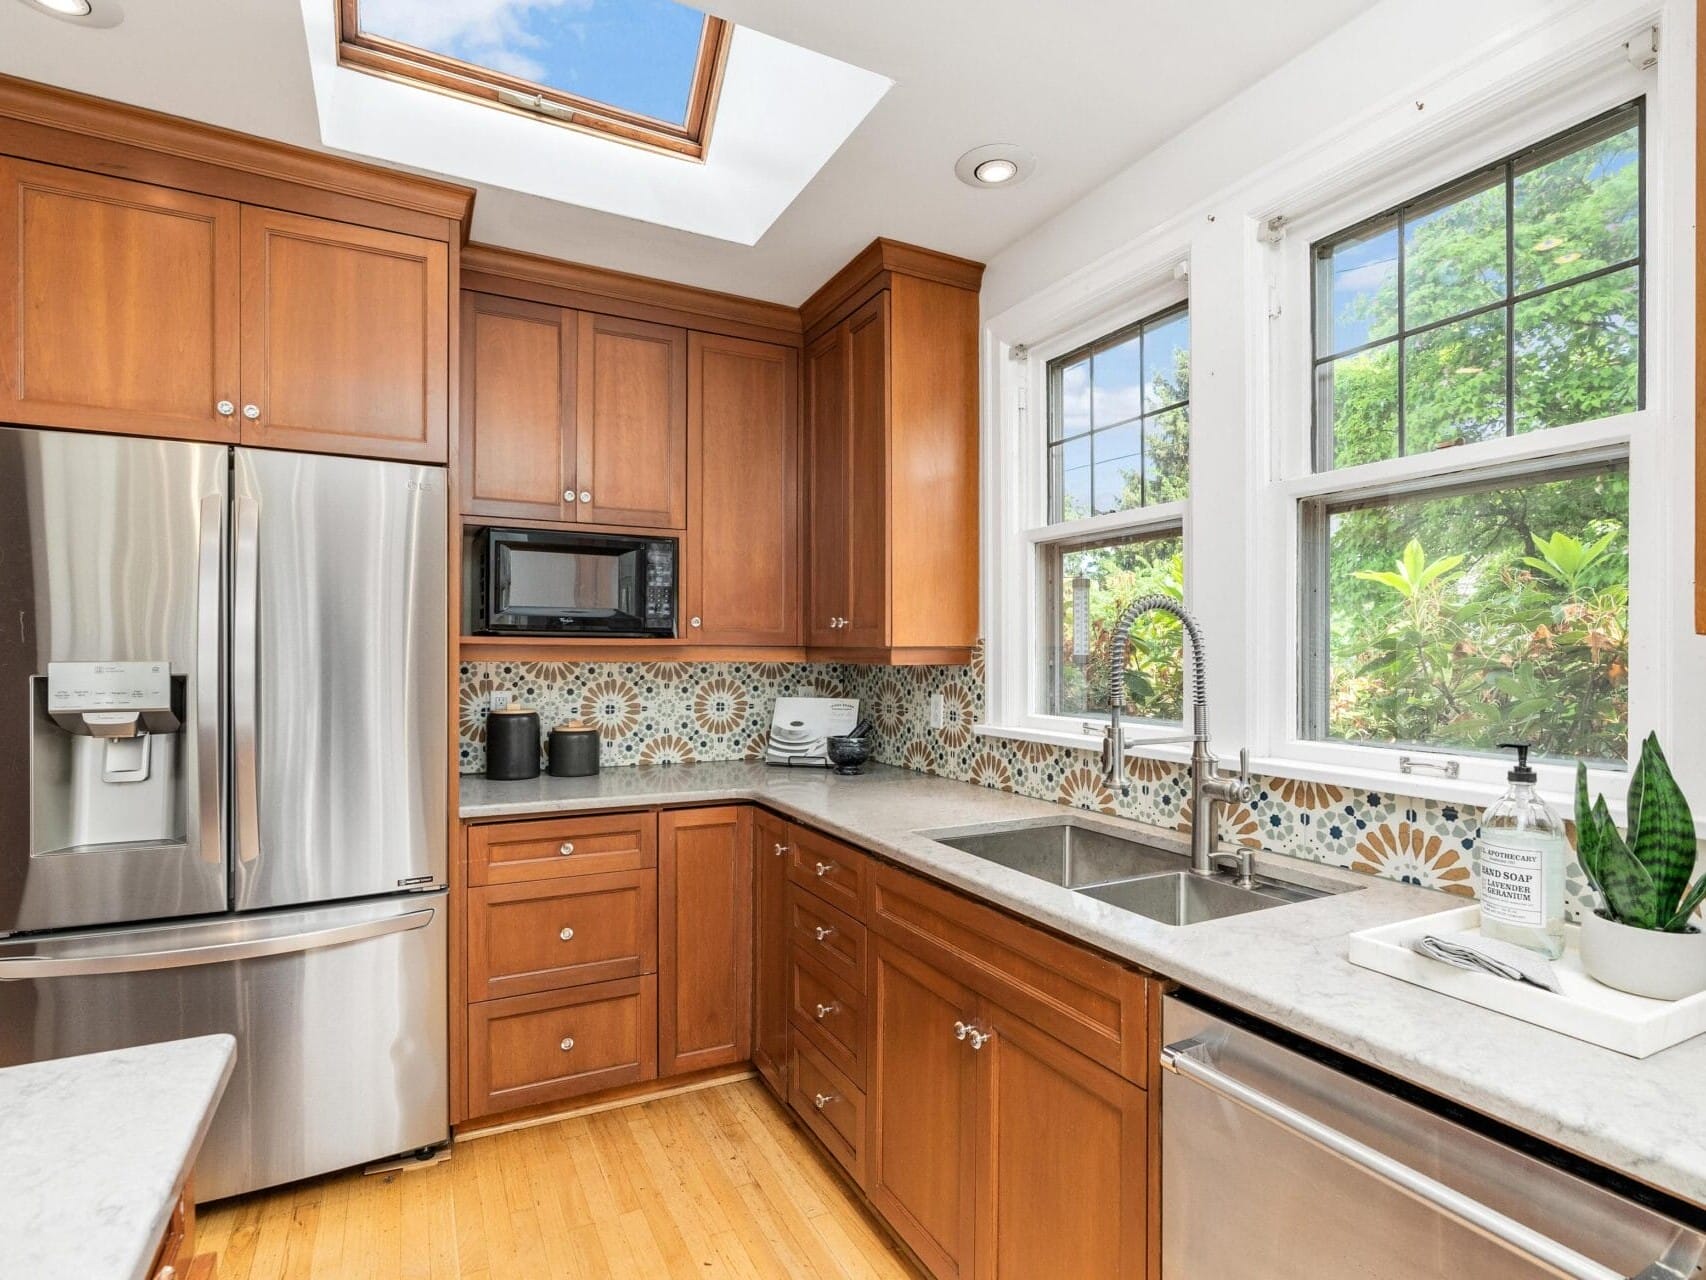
[458,643,1606,914]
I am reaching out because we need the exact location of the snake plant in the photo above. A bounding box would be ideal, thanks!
[1576,734,1706,933]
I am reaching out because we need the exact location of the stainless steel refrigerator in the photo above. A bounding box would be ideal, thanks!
[0,426,448,1201]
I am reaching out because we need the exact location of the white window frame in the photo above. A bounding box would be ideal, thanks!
[979,3,1679,816]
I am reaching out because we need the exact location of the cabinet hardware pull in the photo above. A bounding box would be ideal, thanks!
[559,1037,576,1052]
[967,1028,993,1051]
[690,616,702,628]
[242,404,261,421]
[814,1002,839,1020]
[814,861,835,878]
[773,842,789,857]
[563,490,576,503]
[559,926,575,941]
[812,1092,836,1110]
[953,1020,971,1041]
[579,490,592,503]
[559,842,575,856]
[216,400,235,417]
[813,925,835,942]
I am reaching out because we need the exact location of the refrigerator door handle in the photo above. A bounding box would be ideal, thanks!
[195,492,224,865]
[1160,1038,1623,1280]
[0,907,435,979]
[232,493,261,866]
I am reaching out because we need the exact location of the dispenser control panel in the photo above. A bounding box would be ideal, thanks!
[47,662,173,713]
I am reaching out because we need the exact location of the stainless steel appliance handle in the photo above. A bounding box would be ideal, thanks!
[0,909,434,978]
[232,494,260,865]
[1160,1040,1621,1280]
[195,493,224,864]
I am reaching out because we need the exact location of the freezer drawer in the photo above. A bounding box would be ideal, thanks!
[1160,994,1704,1279]
[0,893,448,1201]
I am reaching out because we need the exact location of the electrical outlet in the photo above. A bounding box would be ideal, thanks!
[928,692,945,729]
[488,690,513,712]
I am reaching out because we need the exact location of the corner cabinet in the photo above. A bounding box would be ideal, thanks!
[0,157,452,462]
[802,242,983,664]
[658,807,753,1075]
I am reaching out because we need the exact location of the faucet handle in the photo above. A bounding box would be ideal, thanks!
[1231,747,1255,801]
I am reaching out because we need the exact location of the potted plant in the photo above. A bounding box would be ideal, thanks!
[1575,734,1706,1000]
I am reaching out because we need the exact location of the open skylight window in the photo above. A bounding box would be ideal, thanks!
[337,0,731,158]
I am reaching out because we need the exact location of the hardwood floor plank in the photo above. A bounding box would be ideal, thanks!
[196,1079,916,1279]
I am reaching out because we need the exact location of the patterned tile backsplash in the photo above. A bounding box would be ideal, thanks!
[458,643,1597,916]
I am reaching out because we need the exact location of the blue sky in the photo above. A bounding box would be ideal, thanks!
[361,0,711,125]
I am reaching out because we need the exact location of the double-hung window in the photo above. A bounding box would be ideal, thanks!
[1040,304,1190,725]
[1297,102,1641,770]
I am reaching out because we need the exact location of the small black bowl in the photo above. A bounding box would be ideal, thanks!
[825,734,872,776]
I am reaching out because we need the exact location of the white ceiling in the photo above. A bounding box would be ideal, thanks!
[0,0,1378,304]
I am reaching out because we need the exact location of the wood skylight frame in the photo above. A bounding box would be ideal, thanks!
[335,0,732,160]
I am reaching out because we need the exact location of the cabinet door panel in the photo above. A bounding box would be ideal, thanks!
[687,333,799,644]
[804,324,851,646]
[576,313,687,528]
[844,293,890,647]
[752,810,791,1096]
[975,1002,1148,1280]
[868,937,976,1279]
[0,158,240,441]
[659,806,753,1074]
[240,207,447,462]
[460,293,574,521]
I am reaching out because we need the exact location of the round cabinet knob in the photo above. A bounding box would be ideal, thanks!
[953,1020,971,1041]
[579,491,592,504]
[967,1029,993,1051]
[563,490,576,503]
[812,925,835,942]
[216,400,235,417]
[814,861,835,878]
[773,842,788,857]
[812,1092,837,1111]
[559,842,575,856]
[690,617,702,628]
[559,926,575,941]
[814,1002,839,1021]
[242,404,261,420]
[559,1037,576,1052]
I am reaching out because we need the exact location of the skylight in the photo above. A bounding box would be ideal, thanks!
[338,0,731,157]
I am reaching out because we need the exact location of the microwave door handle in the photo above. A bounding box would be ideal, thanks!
[195,493,224,865]
[232,494,261,867]
[1160,1041,1622,1280]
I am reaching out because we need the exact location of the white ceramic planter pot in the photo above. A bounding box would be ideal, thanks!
[1579,911,1706,1001]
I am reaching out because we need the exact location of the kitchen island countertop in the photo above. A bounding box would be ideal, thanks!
[463,761,1706,1209]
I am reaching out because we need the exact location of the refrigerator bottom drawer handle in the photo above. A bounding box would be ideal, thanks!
[0,908,436,979]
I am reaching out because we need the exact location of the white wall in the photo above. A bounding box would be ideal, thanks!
[978,0,1704,810]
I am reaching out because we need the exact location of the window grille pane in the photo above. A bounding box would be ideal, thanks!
[1052,531,1186,720]
[1513,267,1640,434]
[1513,117,1640,294]
[1403,310,1507,453]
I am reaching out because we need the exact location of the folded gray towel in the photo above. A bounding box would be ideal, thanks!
[1411,930,1563,994]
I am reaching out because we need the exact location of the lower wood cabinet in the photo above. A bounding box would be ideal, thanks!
[658,806,753,1075]
[752,809,792,1094]
[468,870,657,1001]
[467,975,657,1116]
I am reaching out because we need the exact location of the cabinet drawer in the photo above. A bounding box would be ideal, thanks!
[788,945,865,1084]
[785,824,869,918]
[871,861,1151,1084]
[788,1027,865,1185]
[469,812,657,886]
[469,871,657,1001]
[785,885,865,991]
[467,976,657,1117]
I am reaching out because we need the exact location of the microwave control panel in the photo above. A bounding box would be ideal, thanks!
[645,543,675,630]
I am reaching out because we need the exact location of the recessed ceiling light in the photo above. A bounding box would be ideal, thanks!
[955,144,1035,190]
[16,0,121,23]
[26,0,93,13]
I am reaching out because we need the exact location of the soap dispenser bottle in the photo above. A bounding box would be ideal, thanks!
[1477,742,1567,958]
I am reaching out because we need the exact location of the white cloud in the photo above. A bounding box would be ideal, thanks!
[360,0,592,79]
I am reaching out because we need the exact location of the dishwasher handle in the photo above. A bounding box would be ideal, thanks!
[1161,1038,1633,1280]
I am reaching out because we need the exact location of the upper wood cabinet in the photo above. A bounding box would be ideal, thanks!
[802,241,983,663]
[239,207,448,463]
[687,333,800,645]
[460,293,576,522]
[577,313,688,529]
[0,159,241,442]
[0,157,453,463]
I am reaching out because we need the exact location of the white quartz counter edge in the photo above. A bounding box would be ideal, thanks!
[0,1034,236,1280]
[462,764,1706,1208]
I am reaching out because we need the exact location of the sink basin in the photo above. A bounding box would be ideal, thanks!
[925,819,1184,888]
[1076,872,1319,924]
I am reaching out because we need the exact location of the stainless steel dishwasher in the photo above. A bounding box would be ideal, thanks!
[1159,993,1705,1279]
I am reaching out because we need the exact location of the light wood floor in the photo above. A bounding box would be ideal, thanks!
[198,1078,922,1280]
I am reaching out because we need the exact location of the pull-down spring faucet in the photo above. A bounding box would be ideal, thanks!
[1100,596,1254,877]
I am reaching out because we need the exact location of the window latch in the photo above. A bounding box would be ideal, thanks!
[497,88,576,122]
[1399,755,1461,780]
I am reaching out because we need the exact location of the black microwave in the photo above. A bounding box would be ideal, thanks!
[476,527,677,637]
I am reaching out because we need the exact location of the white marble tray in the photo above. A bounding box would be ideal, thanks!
[1348,905,1706,1058]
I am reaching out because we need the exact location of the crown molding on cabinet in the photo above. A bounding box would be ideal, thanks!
[801,237,985,340]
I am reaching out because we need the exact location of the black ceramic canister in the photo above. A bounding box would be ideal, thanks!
[548,722,601,777]
[485,705,542,780]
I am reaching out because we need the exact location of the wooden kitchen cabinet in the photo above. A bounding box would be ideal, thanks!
[459,292,576,521]
[659,806,753,1075]
[576,312,688,529]
[686,332,800,645]
[752,809,792,1095]
[0,158,241,442]
[801,241,983,663]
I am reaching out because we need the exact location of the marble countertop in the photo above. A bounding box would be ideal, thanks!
[1,1035,236,1280]
[465,761,1706,1208]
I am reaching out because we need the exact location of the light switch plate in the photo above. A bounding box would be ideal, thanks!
[928,693,945,729]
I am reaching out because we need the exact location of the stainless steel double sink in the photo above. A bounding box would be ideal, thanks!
[919,818,1346,925]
